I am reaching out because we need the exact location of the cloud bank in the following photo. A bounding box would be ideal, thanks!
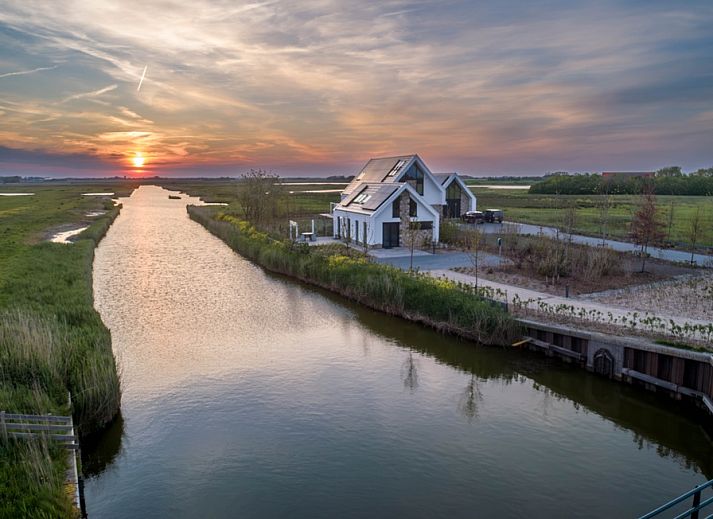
[0,0,711,176]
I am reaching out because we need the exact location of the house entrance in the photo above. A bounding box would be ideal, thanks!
[383,222,400,248]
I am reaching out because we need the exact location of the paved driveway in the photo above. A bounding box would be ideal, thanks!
[467,221,712,266]
[371,249,502,270]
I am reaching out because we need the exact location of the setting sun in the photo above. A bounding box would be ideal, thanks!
[132,152,145,168]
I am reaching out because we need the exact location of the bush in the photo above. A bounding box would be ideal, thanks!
[530,173,713,196]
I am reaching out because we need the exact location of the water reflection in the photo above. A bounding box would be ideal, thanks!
[85,186,711,519]
[81,413,125,477]
[458,375,483,422]
[401,353,419,392]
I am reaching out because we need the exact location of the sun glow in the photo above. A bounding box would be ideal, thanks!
[132,152,145,168]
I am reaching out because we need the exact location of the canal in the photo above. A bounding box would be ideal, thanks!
[84,185,712,518]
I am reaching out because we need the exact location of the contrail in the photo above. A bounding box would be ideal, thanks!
[137,65,147,92]
[0,65,57,79]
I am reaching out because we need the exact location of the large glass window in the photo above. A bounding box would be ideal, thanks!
[446,180,462,200]
[392,198,400,218]
[403,165,424,195]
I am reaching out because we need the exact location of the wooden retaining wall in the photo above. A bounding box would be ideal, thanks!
[517,318,713,417]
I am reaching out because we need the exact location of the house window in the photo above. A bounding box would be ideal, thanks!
[446,180,462,200]
[409,198,417,217]
[392,198,400,218]
[355,221,359,243]
[418,221,433,230]
[363,222,368,244]
[445,180,463,218]
[403,164,424,195]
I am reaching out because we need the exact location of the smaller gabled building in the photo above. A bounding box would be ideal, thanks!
[433,173,477,218]
[332,155,475,248]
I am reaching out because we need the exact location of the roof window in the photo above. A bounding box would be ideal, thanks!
[387,159,408,176]
[353,193,372,204]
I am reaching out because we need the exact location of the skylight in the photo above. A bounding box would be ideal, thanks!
[387,159,407,176]
[353,193,372,204]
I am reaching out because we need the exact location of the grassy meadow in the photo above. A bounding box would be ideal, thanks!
[470,186,713,250]
[0,182,134,517]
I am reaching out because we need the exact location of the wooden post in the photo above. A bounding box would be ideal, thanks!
[1,411,6,442]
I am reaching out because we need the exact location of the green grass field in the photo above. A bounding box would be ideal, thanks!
[470,186,713,250]
[0,182,134,517]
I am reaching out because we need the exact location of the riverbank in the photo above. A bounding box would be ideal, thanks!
[187,206,516,346]
[0,184,131,517]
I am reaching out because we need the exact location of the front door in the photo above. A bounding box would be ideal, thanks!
[383,222,400,248]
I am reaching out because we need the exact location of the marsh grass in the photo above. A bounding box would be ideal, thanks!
[188,206,517,345]
[0,185,127,515]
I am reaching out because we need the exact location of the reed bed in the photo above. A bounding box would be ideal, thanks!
[188,206,516,345]
[1,192,123,515]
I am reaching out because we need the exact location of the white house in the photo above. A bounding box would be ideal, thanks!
[331,155,476,248]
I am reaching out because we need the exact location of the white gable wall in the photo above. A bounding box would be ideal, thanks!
[332,184,440,246]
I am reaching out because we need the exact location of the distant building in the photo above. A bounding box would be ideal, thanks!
[601,171,655,179]
[331,155,476,248]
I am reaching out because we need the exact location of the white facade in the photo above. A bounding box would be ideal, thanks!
[332,155,474,248]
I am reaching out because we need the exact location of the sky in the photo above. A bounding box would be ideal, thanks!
[0,0,712,178]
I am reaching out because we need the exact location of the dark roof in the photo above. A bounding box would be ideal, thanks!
[339,183,401,212]
[343,155,416,195]
[433,173,455,185]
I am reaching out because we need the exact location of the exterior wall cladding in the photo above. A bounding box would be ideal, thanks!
[398,193,434,247]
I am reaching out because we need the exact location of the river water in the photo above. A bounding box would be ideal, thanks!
[85,185,711,518]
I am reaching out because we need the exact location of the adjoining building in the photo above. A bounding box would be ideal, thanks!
[331,155,476,248]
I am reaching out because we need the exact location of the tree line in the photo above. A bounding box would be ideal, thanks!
[531,167,713,195]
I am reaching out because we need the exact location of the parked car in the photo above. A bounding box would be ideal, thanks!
[484,209,504,223]
[462,210,484,224]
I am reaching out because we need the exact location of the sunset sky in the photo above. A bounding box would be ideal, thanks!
[1,1,712,177]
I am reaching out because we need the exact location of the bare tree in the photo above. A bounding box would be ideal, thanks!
[630,183,665,273]
[361,221,376,255]
[237,169,286,225]
[402,218,424,271]
[463,226,484,288]
[666,200,675,242]
[340,218,353,255]
[685,207,704,266]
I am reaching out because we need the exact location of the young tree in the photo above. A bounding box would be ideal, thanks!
[463,226,484,288]
[666,200,675,241]
[630,183,665,272]
[340,218,353,255]
[685,207,704,266]
[597,179,612,245]
[402,218,424,271]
